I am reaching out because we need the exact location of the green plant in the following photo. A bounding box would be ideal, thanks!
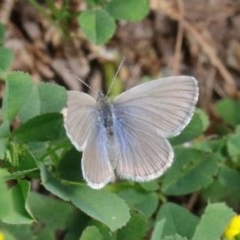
[1,8,240,239]
[29,0,149,44]
[78,0,149,44]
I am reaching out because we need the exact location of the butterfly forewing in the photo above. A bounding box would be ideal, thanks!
[64,91,97,151]
[113,76,198,138]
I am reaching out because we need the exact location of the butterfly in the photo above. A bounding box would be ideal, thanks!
[64,76,199,189]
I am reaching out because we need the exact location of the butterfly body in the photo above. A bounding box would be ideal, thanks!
[97,94,119,170]
[97,93,115,138]
[64,76,199,189]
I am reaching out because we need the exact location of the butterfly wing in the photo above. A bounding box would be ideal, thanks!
[113,117,174,180]
[112,76,198,180]
[113,76,198,138]
[64,91,97,151]
[81,122,115,189]
[64,91,115,189]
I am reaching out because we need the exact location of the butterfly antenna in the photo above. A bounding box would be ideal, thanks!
[67,69,98,97]
[106,57,125,96]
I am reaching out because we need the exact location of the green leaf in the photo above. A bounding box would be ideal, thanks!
[13,113,64,143]
[227,132,240,157]
[119,189,158,218]
[1,180,34,224]
[70,187,130,232]
[5,142,19,167]
[105,0,149,21]
[3,147,39,181]
[19,83,67,122]
[58,148,83,182]
[88,221,117,240]
[219,165,240,190]
[2,72,66,123]
[40,167,130,231]
[192,203,235,240]
[156,203,199,239]
[139,181,159,192]
[63,211,90,240]
[0,231,16,240]
[171,109,209,145]
[86,0,108,6]
[194,137,226,154]
[216,98,240,126]
[28,192,74,230]
[0,47,13,71]
[34,228,54,240]
[201,179,240,210]
[2,72,34,122]
[39,83,67,112]
[0,121,10,159]
[162,149,219,195]
[78,9,116,44]
[15,147,38,172]
[0,169,12,218]
[202,180,226,203]
[235,125,240,134]
[0,223,32,240]
[151,219,166,240]
[162,235,188,240]
[3,144,39,180]
[17,85,41,122]
[80,226,103,240]
[117,210,148,240]
[0,23,5,44]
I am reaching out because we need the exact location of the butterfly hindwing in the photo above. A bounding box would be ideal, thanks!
[112,113,174,180]
[64,91,115,189]
[81,121,115,189]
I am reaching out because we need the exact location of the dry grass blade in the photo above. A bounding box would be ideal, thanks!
[158,0,239,98]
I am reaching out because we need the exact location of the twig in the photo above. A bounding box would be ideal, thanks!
[159,1,238,98]
[172,0,184,75]
[0,0,15,24]
[185,192,199,211]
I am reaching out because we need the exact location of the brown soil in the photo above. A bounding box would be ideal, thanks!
[1,0,240,121]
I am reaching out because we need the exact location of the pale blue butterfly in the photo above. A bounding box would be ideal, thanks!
[64,75,199,189]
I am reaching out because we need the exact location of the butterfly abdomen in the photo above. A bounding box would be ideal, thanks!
[97,96,117,168]
[97,96,115,138]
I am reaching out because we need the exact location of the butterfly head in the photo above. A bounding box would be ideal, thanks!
[97,91,109,104]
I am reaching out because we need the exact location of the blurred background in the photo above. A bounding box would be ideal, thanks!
[1,0,240,239]
[1,0,240,109]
